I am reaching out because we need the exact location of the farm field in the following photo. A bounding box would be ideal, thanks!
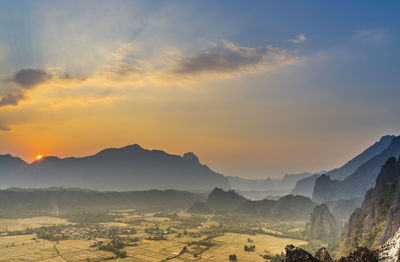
[0,211,309,262]
[0,216,71,231]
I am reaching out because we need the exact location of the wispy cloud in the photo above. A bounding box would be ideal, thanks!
[170,41,301,78]
[289,34,306,44]
[356,29,384,42]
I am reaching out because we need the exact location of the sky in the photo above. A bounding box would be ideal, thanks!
[0,0,399,178]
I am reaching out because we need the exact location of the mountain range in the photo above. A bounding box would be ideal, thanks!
[291,135,396,198]
[0,144,229,191]
[313,136,400,203]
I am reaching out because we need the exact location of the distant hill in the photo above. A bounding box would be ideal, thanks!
[0,188,205,218]
[206,187,247,211]
[0,144,229,191]
[227,172,317,196]
[339,157,400,255]
[313,136,400,203]
[291,135,395,198]
[187,202,212,214]
[290,174,320,198]
[207,188,316,221]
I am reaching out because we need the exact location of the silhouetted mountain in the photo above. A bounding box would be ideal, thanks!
[235,194,316,221]
[0,144,229,191]
[313,136,400,203]
[305,204,338,241]
[291,135,395,198]
[187,202,212,214]
[339,157,400,255]
[0,188,205,218]
[206,187,247,211]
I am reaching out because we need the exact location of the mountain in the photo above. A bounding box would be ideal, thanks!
[0,188,205,218]
[0,145,229,191]
[313,136,400,203]
[305,204,338,241]
[227,172,316,196]
[187,202,212,214]
[290,174,320,198]
[235,194,317,221]
[206,187,247,211]
[339,157,400,255]
[326,135,395,181]
[291,135,395,198]
[325,198,362,224]
[205,188,316,221]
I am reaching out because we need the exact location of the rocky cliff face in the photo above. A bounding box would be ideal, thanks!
[305,204,338,241]
[339,157,400,255]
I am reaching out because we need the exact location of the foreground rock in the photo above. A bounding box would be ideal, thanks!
[378,228,400,262]
[283,245,378,262]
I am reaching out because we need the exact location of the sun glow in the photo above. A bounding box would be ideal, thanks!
[36,155,43,160]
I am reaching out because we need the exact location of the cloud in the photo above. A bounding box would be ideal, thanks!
[170,41,300,77]
[11,69,51,88]
[0,124,10,131]
[0,93,24,107]
[356,30,383,42]
[290,34,306,43]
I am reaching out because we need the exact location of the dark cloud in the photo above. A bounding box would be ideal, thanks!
[172,42,298,76]
[0,93,24,107]
[11,69,51,88]
[0,125,10,131]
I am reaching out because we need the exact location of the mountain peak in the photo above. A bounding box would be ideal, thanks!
[182,152,199,163]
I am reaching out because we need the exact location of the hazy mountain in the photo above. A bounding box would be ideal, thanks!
[339,157,400,255]
[205,188,316,221]
[187,202,212,214]
[291,135,395,198]
[305,204,338,241]
[227,172,317,196]
[0,144,229,191]
[326,135,395,181]
[0,188,205,218]
[313,136,400,203]
[235,194,317,221]
[325,198,362,224]
[206,187,247,211]
[290,174,320,198]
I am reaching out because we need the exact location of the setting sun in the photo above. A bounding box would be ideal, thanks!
[36,155,43,160]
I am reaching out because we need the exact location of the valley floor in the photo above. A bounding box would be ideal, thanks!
[0,211,310,262]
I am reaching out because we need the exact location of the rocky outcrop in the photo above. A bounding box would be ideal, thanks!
[315,247,334,262]
[305,204,338,241]
[378,228,400,262]
[283,245,378,262]
[283,244,321,262]
[339,157,400,255]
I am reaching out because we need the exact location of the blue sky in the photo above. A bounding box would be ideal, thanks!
[0,0,399,178]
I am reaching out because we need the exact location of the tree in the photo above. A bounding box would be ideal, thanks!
[229,254,237,261]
